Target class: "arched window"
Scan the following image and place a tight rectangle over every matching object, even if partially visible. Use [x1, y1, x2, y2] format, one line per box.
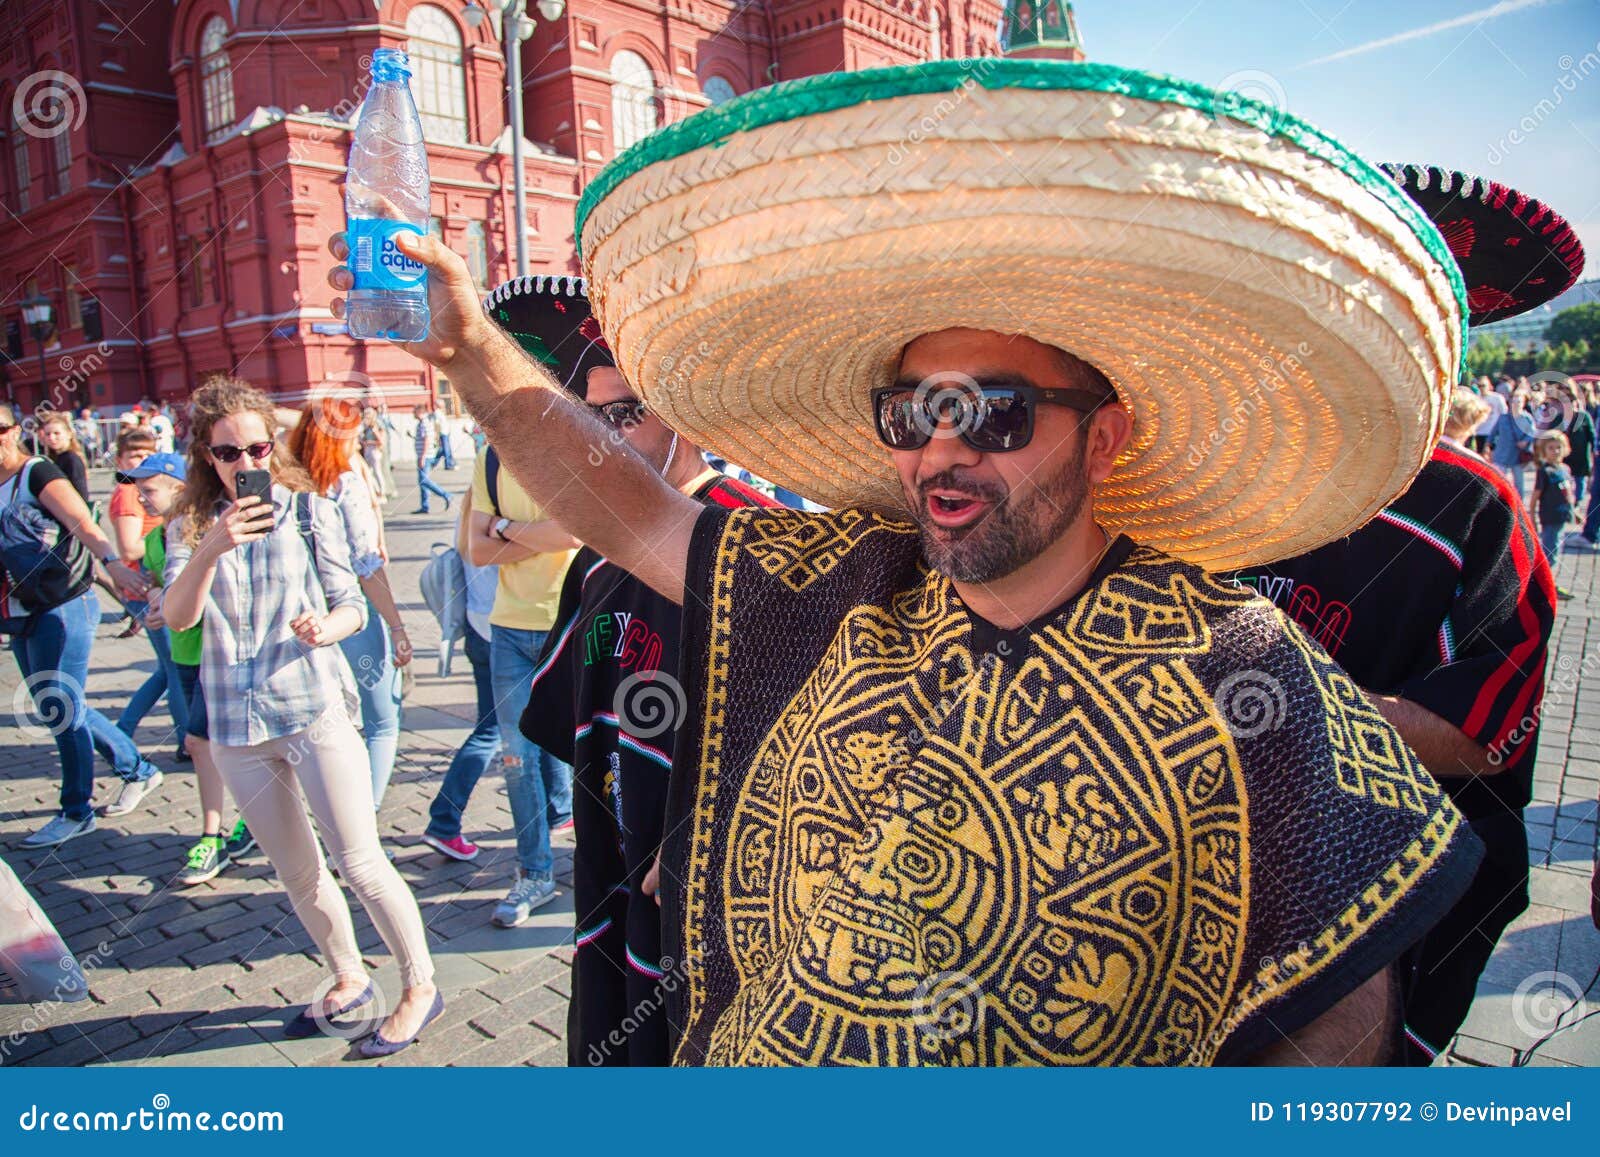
[702, 76, 736, 106]
[407, 5, 468, 144]
[610, 51, 659, 152]
[9, 109, 31, 212]
[199, 17, 235, 143]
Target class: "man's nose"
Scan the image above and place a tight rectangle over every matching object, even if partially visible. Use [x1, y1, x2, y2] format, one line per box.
[916, 418, 983, 477]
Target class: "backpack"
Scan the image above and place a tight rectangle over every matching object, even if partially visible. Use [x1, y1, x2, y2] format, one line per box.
[0, 461, 92, 634]
[484, 445, 502, 516]
[419, 542, 467, 677]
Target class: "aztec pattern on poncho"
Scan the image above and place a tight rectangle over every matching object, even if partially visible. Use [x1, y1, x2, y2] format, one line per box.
[660, 507, 1483, 1066]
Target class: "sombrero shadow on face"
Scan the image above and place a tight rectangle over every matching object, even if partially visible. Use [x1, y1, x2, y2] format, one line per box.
[483, 276, 615, 401]
[576, 60, 1468, 572]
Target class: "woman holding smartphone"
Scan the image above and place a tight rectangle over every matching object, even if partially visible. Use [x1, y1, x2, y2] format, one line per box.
[162, 377, 440, 1056]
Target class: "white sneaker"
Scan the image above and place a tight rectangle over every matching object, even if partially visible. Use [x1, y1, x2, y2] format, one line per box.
[103, 770, 165, 817]
[492, 871, 556, 928]
[21, 813, 97, 848]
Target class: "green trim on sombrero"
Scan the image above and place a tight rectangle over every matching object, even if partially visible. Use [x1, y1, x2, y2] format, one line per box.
[575, 58, 1468, 371]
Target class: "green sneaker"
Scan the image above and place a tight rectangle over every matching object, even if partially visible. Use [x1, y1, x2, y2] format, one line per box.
[225, 819, 257, 858]
[176, 838, 230, 886]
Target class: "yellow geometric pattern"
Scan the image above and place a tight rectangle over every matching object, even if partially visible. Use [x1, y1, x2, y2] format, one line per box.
[678, 516, 1463, 1066]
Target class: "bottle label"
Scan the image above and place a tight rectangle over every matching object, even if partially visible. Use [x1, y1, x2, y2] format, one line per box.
[347, 219, 427, 291]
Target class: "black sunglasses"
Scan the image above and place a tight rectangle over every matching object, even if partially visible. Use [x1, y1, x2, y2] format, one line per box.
[588, 400, 647, 429]
[114, 471, 137, 486]
[208, 442, 275, 463]
[871, 383, 1111, 453]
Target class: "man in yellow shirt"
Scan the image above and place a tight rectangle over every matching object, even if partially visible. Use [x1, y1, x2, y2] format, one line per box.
[463, 446, 577, 925]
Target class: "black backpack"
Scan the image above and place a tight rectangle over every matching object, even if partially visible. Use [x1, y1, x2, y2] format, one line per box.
[0, 460, 92, 633]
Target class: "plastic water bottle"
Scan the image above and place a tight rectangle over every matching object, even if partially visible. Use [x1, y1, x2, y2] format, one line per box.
[345, 48, 430, 342]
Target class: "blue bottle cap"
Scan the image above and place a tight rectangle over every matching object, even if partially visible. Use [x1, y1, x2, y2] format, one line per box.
[370, 47, 412, 82]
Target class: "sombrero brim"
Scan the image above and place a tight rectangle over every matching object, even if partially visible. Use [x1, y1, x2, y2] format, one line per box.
[578, 61, 1465, 571]
[1381, 163, 1585, 325]
[482, 275, 613, 400]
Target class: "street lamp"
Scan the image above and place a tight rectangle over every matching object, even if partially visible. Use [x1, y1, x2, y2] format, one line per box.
[464, 0, 567, 279]
[20, 294, 53, 409]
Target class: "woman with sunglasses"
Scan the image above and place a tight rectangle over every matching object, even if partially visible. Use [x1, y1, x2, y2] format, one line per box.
[287, 393, 412, 813]
[162, 376, 440, 1057]
[1, 411, 157, 848]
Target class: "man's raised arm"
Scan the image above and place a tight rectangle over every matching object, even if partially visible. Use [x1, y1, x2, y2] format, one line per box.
[327, 231, 699, 604]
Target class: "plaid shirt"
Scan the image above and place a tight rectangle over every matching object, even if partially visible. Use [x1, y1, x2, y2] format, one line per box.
[166, 485, 367, 748]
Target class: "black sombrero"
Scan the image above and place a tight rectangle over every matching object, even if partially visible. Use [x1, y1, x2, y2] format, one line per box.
[1382, 163, 1585, 325]
[483, 276, 614, 399]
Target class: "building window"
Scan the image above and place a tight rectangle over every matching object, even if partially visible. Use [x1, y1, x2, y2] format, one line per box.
[200, 17, 236, 143]
[428, 215, 443, 241]
[703, 76, 737, 106]
[465, 220, 487, 288]
[184, 236, 214, 308]
[407, 6, 468, 144]
[10, 112, 31, 212]
[610, 51, 659, 153]
[51, 124, 70, 193]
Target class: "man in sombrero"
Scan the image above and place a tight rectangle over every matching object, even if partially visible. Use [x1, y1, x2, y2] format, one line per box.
[331, 61, 1483, 1065]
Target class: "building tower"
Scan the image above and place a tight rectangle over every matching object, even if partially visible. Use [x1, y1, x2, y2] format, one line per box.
[1000, 0, 1085, 61]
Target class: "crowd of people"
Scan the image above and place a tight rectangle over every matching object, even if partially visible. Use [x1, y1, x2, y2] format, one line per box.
[2, 65, 1597, 1069]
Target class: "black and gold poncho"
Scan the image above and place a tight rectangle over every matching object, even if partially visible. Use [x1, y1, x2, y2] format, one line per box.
[661, 508, 1482, 1065]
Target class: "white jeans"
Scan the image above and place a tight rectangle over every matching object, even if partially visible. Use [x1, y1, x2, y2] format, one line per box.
[211, 710, 433, 987]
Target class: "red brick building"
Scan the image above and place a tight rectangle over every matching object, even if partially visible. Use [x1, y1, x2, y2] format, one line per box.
[1, 0, 1007, 412]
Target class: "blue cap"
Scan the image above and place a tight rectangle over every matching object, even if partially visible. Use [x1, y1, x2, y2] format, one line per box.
[122, 453, 186, 482]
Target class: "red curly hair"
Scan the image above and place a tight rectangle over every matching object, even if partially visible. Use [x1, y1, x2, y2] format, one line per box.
[287, 394, 364, 495]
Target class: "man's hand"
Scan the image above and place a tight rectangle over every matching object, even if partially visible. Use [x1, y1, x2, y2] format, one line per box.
[143, 589, 166, 631]
[327, 231, 492, 368]
[105, 559, 150, 600]
[642, 854, 662, 907]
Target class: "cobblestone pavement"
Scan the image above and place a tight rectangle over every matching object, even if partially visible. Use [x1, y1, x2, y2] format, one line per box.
[0, 464, 1595, 1066]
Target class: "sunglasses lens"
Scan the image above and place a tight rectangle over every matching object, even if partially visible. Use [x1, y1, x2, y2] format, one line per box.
[114, 472, 134, 486]
[247, 442, 275, 460]
[209, 445, 241, 462]
[968, 390, 1032, 451]
[874, 392, 927, 449]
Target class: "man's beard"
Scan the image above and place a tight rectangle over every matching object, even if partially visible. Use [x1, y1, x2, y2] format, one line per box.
[907, 454, 1092, 584]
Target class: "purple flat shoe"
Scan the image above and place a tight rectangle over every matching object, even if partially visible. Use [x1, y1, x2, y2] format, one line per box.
[358, 990, 444, 1059]
[284, 981, 375, 1039]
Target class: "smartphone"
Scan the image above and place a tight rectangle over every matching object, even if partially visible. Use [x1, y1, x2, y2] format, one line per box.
[234, 469, 277, 519]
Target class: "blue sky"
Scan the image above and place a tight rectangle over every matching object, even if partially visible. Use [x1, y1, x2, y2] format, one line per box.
[1078, 0, 1600, 266]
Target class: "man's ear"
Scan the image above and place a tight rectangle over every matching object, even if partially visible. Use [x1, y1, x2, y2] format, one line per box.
[1086, 404, 1133, 484]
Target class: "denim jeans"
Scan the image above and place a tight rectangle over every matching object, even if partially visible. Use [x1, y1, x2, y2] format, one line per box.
[415, 460, 450, 511]
[9, 590, 157, 820]
[116, 621, 188, 743]
[425, 628, 500, 841]
[338, 599, 402, 807]
[1540, 521, 1564, 572]
[491, 624, 572, 877]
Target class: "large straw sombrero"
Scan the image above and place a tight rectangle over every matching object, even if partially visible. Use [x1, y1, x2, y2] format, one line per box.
[1380, 163, 1584, 325]
[576, 61, 1465, 570]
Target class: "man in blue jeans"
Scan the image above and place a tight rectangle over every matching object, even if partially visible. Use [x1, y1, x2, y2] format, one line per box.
[411, 404, 452, 514]
[421, 496, 501, 862]
[455, 445, 575, 926]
